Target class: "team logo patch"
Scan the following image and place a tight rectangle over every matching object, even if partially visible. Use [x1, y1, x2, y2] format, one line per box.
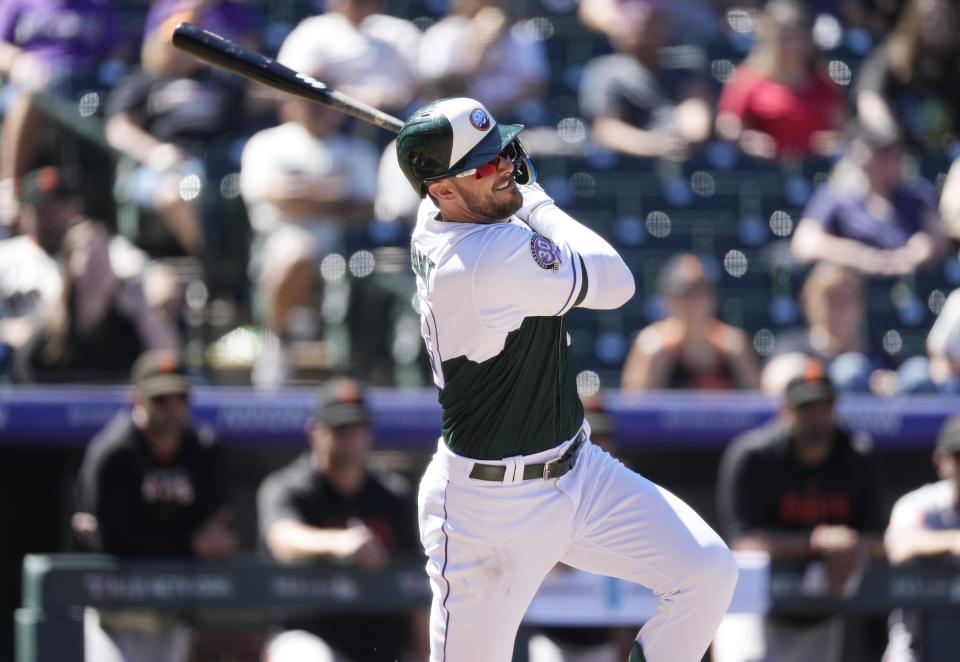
[469, 108, 490, 130]
[530, 233, 562, 271]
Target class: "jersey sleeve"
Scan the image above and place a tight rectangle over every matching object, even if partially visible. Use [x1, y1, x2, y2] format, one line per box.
[579, 57, 621, 120]
[800, 185, 840, 232]
[238, 129, 273, 203]
[470, 223, 585, 332]
[717, 66, 755, 119]
[887, 490, 928, 531]
[276, 16, 322, 74]
[256, 470, 304, 540]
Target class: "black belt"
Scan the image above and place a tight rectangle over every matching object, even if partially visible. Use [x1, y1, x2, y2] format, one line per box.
[468, 430, 586, 482]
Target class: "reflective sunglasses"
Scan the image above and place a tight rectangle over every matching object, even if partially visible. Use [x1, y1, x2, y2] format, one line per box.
[455, 150, 508, 180]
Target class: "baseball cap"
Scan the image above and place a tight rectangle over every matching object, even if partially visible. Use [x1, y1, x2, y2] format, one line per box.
[935, 415, 960, 455]
[314, 377, 370, 428]
[784, 359, 836, 407]
[19, 166, 78, 206]
[396, 97, 531, 196]
[131, 350, 192, 397]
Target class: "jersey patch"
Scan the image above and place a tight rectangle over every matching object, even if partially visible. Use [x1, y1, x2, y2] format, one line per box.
[530, 233, 562, 271]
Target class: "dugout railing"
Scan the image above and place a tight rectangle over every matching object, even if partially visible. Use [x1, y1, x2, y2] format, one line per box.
[15, 552, 960, 662]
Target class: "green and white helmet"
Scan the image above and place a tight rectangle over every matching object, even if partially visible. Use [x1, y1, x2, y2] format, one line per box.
[396, 98, 535, 197]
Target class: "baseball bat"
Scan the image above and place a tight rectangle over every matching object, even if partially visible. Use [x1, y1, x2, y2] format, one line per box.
[171, 22, 405, 134]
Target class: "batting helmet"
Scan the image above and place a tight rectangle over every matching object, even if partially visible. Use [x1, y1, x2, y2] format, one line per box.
[396, 98, 535, 197]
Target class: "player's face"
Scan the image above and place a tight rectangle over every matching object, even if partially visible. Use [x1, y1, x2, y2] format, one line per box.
[138, 391, 191, 438]
[668, 282, 715, 324]
[311, 422, 373, 468]
[785, 399, 835, 466]
[449, 152, 523, 223]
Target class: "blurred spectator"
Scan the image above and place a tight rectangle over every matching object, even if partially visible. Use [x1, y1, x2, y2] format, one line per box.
[713, 363, 885, 662]
[621, 253, 760, 390]
[577, 0, 722, 49]
[580, 2, 712, 160]
[897, 287, 960, 394]
[0, 0, 125, 203]
[74, 349, 236, 662]
[142, 0, 259, 72]
[925, 289, 960, 391]
[257, 377, 428, 662]
[791, 122, 947, 276]
[0, 167, 76, 370]
[528, 399, 633, 662]
[855, 0, 960, 152]
[763, 264, 881, 394]
[14, 218, 181, 383]
[373, 138, 421, 228]
[716, 0, 847, 160]
[276, 0, 420, 115]
[939, 156, 960, 247]
[417, 0, 548, 120]
[883, 415, 960, 662]
[240, 99, 378, 388]
[104, 3, 254, 255]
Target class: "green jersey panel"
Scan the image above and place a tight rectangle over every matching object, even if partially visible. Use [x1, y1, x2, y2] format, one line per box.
[439, 315, 584, 460]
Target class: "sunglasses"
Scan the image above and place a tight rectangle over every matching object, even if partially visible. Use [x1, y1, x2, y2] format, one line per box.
[455, 149, 509, 180]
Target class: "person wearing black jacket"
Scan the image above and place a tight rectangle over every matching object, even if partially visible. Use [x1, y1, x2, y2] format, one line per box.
[75, 350, 236, 662]
[713, 360, 885, 662]
[257, 377, 428, 662]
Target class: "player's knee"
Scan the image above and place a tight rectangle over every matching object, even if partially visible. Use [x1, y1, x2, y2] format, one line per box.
[694, 542, 738, 602]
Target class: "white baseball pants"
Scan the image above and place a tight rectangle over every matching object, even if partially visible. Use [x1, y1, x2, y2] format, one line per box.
[417, 428, 738, 662]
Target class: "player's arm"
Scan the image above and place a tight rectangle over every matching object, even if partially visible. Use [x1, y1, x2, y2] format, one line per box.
[721, 325, 762, 390]
[264, 519, 384, 567]
[885, 528, 960, 564]
[730, 530, 816, 560]
[620, 325, 674, 390]
[884, 495, 960, 564]
[257, 478, 386, 567]
[515, 183, 635, 310]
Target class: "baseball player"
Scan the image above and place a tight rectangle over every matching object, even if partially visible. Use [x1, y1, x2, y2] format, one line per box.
[397, 97, 738, 662]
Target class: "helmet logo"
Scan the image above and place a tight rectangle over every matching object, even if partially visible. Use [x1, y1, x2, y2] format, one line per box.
[469, 108, 490, 130]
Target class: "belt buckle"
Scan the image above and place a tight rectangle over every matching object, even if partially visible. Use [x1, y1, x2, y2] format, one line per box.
[542, 455, 560, 480]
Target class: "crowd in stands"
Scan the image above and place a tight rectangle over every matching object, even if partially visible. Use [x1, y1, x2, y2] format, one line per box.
[3, 0, 960, 660]
[0, 0, 958, 394]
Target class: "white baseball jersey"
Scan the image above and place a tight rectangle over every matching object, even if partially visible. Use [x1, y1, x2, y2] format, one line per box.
[411, 158, 736, 662]
[411, 197, 587, 460]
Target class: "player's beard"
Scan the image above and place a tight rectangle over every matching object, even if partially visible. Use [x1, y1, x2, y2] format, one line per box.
[453, 177, 523, 223]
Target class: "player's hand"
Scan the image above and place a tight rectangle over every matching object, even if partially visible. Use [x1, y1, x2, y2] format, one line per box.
[514, 182, 554, 223]
[191, 508, 238, 559]
[739, 129, 777, 161]
[811, 524, 866, 594]
[71, 512, 99, 549]
[9, 51, 51, 91]
[147, 143, 187, 172]
[337, 521, 388, 570]
[469, 6, 507, 53]
[810, 523, 859, 553]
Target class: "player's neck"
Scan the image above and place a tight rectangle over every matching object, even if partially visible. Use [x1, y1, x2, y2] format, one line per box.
[438, 208, 506, 225]
[313, 454, 367, 495]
